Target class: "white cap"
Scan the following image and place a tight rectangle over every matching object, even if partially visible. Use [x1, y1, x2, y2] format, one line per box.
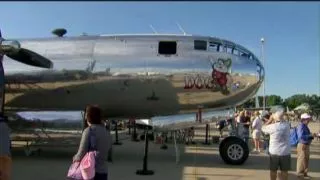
[300, 113, 311, 119]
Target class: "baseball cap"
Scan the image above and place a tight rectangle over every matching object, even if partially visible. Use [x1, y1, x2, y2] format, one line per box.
[300, 113, 311, 119]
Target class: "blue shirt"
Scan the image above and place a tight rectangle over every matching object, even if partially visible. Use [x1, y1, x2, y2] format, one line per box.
[297, 122, 313, 145]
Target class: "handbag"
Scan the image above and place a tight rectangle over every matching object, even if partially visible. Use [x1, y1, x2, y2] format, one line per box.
[67, 127, 97, 180]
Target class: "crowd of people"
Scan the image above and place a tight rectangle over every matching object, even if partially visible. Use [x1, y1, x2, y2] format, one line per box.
[233, 106, 318, 180]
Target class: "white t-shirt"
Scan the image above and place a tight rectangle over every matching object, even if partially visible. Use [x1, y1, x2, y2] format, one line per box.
[262, 120, 291, 156]
[252, 117, 263, 131]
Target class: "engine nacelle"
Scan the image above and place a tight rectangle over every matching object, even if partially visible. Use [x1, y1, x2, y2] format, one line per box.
[0, 40, 21, 55]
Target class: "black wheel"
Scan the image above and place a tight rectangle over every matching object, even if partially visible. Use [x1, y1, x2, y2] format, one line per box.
[219, 136, 249, 165]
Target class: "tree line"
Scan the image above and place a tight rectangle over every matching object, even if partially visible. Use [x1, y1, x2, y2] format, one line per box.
[239, 94, 320, 113]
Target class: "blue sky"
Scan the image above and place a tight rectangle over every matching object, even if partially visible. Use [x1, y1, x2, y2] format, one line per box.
[0, 2, 319, 98]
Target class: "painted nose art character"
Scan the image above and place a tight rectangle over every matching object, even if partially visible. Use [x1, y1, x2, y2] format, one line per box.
[209, 57, 232, 95]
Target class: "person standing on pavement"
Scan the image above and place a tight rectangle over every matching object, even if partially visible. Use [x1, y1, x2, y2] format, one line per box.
[296, 113, 317, 179]
[262, 107, 291, 180]
[251, 111, 263, 153]
[261, 112, 271, 154]
[241, 110, 251, 144]
[73, 105, 112, 180]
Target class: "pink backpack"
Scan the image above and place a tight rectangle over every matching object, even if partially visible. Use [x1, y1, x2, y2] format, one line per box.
[67, 128, 97, 180]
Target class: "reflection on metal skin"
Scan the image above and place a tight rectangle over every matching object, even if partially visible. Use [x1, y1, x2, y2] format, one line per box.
[136, 108, 234, 131]
[9, 111, 84, 133]
[3, 34, 264, 120]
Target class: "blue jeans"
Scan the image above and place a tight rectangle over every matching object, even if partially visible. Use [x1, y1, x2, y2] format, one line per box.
[94, 173, 108, 180]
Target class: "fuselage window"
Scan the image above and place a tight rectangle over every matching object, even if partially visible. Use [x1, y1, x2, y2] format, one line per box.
[226, 47, 233, 54]
[209, 42, 220, 51]
[233, 49, 239, 56]
[158, 41, 177, 55]
[194, 40, 207, 51]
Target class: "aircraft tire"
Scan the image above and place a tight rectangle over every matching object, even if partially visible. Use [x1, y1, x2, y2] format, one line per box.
[219, 136, 249, 165]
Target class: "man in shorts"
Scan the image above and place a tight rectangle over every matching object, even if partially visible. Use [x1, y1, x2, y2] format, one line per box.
[252, 111, 263, 153]
[262, 106, 291, 180]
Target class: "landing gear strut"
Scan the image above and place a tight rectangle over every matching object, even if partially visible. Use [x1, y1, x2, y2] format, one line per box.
[128, 120, 131, 135]
[136, 128, 154, 176]
[160, 132, 168, 150]
[131, 119, 139, 142]
[202, 124, 211, 145]
[113, 121, 122, 145]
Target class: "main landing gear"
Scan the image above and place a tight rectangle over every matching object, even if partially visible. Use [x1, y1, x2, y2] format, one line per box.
[113, 121, 122, 145]
[219, 136, 249, 165]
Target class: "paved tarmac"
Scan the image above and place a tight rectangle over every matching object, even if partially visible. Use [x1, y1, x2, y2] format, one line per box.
[11, 122, 320, 180]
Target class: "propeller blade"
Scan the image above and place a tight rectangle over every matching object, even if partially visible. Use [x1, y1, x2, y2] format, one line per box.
[1, 37, 53, 69]
[5, 48, 53, 69]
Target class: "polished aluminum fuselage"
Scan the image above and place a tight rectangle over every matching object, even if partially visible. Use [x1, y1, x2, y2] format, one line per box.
[3, 34, 264, 119]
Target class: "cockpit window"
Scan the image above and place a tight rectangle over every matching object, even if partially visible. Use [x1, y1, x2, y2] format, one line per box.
[208, 41, 220, 51]
[158, 41, 177, 55]
[226, 46, 233, 54]
[233, 48, 239, 56]
[239, 51, 249, 58]
[219, 45, 226, 52]
[194, 40, 207, 51]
